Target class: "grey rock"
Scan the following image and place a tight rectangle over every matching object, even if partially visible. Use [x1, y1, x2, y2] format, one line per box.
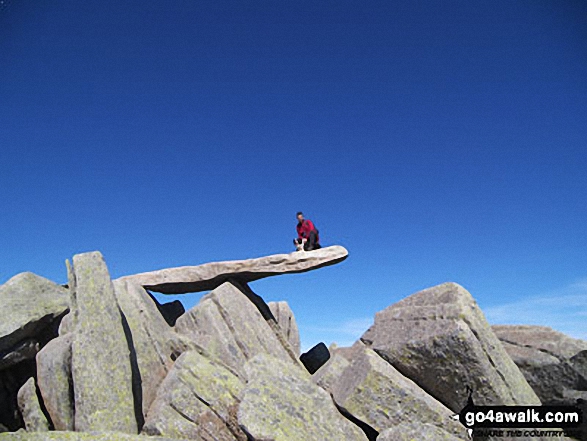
[312, 352, 351, 392]
[377, 423, 464, 441]
[118, 246, 348, 294]
[113, 280, 176, 422]
[143, 350, 246, 440]
[0, 433, 184, 440]
[363, 282, 540, 412]
[35, 334, 74, 431]
[175, 282, 294, 376]
[330, 346, 466, 438]
[300, 342, 330, 374]
[17, 378, 49, 432]
[492, 325, 587, 405]
[237, 354, 368, 441]
[69, 251, 137, 433]
[0, 273, 68, 354]
[268, 301, 301, 356]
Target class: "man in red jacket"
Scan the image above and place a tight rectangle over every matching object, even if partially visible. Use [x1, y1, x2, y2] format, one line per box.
[294, 212, 321, 251]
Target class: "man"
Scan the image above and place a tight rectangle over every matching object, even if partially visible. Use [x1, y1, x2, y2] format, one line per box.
[294, 212, 321, 251]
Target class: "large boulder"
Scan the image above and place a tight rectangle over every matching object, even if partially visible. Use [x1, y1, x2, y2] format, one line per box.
[363, 282, 540, 412]
[69, 252, 137, 433]
[0, 272, 68, 356]
[492, 325, 587, 405]
[143, 350, 246, 440]
[35, 334, 74, 431]
[237, 354, 368, 441]
[378, 423, 465, 441]
[16, 378, 49, 432]
[113, 280, 177, 423]
[328, 346, 466, 438]
[268, 301, 301, 356]
[118, 246, 348, 294]
[175, 282, 294, 376]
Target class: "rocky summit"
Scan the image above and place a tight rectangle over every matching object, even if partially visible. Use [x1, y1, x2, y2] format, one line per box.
[0, 248, 582, 440]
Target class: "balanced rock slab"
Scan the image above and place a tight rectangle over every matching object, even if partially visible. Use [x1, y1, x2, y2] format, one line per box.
[16, 378, 49, 432]
[175, 282, 293, 376]
[0, 272, 68, 354]
[268, 301, 300, 356]
[329, 346, 466, 438]
[143, 350, 246, 440]
[118, 246, 348, 294]
[69, 252, 137, 433]
[237, 354, 368, 441]
[363, 282, 540, 412]
[492, 325, 587, 405]
[36, 334, 74, 431]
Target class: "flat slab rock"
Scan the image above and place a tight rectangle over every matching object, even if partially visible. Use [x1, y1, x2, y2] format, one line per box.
[118, 246, 348, 294]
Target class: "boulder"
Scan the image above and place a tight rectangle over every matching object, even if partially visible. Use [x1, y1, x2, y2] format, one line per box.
[268, 301, 301, 356]
[35, 334, 74, 431]
[143, 350, 246, 440]
[0, 272, 68, 354]
[492, 325, 587, 405]
[175, 282, 294, 376]
[0, 361, 37, 431]
[312, 352, 351, 392]
[16, 378, 49, 432]
[118, 246, 348, 294]
[363, 282, 540, 412]
[237, 354, 368, 441]
[113, 280, 177, 423]
[377, 423, 465, 441]
[300, 342, 330, 374]
[69, 251, 137, 433]
[329, 346, 466, 438]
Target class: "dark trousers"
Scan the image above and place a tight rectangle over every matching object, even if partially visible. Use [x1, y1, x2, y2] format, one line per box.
[294, 230, 321, 251]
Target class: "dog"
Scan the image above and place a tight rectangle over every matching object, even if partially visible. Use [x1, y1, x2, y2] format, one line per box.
[294, 238, 306, 252]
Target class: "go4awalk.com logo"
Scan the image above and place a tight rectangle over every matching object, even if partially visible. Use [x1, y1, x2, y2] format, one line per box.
[451, 392, 585, 439]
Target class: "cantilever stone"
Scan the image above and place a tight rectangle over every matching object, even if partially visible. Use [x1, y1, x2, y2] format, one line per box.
[117, 245, 348, 294]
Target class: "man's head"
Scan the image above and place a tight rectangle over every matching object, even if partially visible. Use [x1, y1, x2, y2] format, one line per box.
[296, 211, 304, 223]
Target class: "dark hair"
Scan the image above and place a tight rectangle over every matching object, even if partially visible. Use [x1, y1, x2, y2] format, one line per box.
[296, 211, 303, 217]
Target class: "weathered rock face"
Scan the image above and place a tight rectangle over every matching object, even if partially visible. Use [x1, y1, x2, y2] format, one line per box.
[363, 282, 540, 412]
[0, 272, 68, 355]
[312, 352, 351, 392]
[16, 378, 49, 433]
[328, 346, 466, 438]
[268, 301, 300, 356]
[237, 354, 368, 441]
[143, 350, 246, 441]
[118, 246, 348, 294]
[175, 282, 294, 376]
[113, 280, 176, 423]
[300, 342, 330, 374]
[69, 252, 137, 433]
[377, 423, 465, 441]
[492, 325, 587, 405]
[35, 334, 74, 431]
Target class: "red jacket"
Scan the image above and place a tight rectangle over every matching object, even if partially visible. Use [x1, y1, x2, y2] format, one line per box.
[297, 219, 319, 242]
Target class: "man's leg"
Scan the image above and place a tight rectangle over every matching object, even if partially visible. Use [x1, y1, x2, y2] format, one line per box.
[304, 231, 317, 251]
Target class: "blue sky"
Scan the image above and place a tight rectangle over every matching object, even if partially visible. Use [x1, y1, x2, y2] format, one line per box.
[1, 1, 586, 350]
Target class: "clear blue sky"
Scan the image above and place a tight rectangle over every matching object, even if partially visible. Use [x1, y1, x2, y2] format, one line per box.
[1, 1, 586, 350]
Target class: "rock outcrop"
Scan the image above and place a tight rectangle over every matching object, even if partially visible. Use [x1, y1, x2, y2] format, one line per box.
[237, 354, 368, 441]
[143, 350, 246, 440]
[324, 345, 466, 438]
[118, 246, 348, 294]
[268, 301, 301, 356]
[36, 334, 74, 431]
[16, 378, 49, 432]
[69, 252, 137, 433]
[175, 282, 294, 376]
[492, 325, 587, 405]
[362, 282, 540, 412]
